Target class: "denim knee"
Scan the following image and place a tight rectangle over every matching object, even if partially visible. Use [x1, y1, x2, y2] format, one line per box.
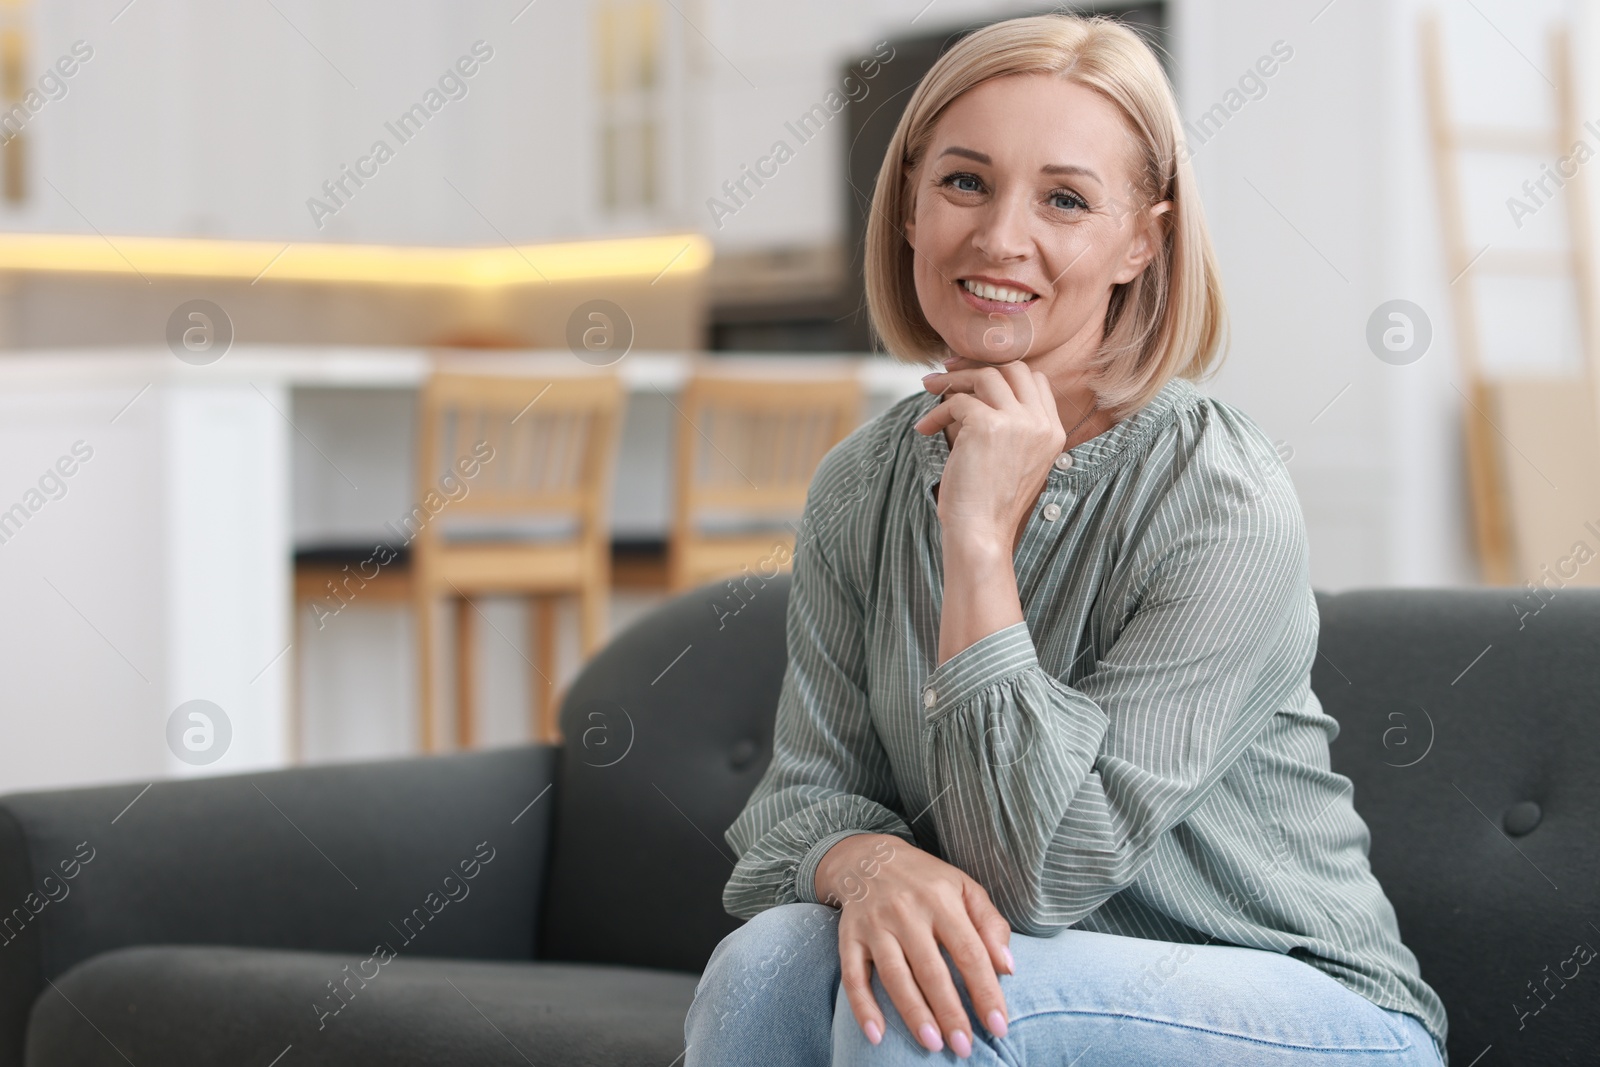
[685, 903, 841, 1061]
[693, 903, 839, 1015]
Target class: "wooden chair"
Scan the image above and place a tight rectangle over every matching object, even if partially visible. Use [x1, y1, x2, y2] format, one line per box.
[667, 361, 862, 592]
[412, 367, 624, 752]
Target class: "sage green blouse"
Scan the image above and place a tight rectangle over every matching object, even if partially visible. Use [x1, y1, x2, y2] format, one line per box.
[720, 374, 1448, 1062]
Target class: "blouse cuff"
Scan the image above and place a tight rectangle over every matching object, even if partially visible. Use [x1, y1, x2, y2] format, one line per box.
[795, 829, 879, 906]
[920, 620, 1039, 718]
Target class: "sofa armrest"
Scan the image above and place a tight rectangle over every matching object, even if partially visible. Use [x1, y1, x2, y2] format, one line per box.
[0, 743, 558, 1067]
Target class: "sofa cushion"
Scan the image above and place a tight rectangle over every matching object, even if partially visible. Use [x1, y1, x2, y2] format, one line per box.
[24, 945, 697, 1067]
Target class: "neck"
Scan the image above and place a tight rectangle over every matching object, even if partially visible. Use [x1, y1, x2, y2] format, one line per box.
[1029, 316, 1113, 447]
[1060, 394, 1113, 449]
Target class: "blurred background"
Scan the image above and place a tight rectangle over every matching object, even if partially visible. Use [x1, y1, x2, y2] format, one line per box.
[0, 0, 1595, 794]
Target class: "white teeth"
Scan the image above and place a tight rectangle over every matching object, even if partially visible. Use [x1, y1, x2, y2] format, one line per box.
[961, 279, 1037, 303]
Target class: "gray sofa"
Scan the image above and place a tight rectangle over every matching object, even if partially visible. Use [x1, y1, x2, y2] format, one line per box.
[2, 575, 1596, 1065]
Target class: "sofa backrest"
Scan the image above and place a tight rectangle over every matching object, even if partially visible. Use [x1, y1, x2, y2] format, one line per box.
[536, 571, 790, 973]
[1312, 586, 1599, 1065]
[538, 574, 1600, 1064]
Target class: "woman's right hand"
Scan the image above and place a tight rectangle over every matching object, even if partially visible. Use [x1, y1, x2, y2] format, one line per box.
[815, 832, 1014, 1057]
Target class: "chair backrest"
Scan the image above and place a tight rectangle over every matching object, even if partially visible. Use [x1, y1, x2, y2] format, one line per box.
[672, 361, 861, 529]
[414, 363, 625, 546]
[537, 574, 1600, 1065]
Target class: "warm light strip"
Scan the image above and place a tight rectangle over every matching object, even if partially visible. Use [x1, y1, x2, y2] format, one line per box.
[0, 232, 712, 287]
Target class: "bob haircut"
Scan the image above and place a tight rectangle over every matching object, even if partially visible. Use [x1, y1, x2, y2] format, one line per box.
[864, 13, 1227, 421]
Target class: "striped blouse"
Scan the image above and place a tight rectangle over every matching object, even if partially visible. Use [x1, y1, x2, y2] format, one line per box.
[720, 374, 1449, 1062]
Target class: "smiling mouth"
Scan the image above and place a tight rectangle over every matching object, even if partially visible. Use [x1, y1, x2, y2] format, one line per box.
[959, 278, 1039, 305]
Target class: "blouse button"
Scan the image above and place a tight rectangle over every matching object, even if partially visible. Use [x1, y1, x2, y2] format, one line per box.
[1043, 503, 1062, 522]
[1054, 452, 1075, 471]
[922, 688, 936, 708]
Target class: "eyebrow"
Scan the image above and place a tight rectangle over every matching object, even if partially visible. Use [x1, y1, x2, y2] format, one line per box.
[936, 146, 1102, 185]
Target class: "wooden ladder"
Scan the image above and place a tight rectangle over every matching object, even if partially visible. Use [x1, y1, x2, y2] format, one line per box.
[1420, 14, 1600, 585]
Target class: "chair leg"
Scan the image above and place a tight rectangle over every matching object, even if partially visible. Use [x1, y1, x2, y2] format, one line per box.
[579, 571, 608, 658]
[664, 539, 679, 592]
[415, 587, 437, 754]
[289, 597, 303, 764]
[455, 595, 476, 750]
[529, 596, 559, 743]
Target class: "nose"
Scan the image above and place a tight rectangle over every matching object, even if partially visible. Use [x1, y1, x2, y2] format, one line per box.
[971, 187, 1032, 262]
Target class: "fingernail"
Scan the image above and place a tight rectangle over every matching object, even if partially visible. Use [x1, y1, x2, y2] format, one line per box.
[918, 1022, 944, 1052]
[950, 1029, 973, 1057]
[864, 1019, 882, 1045]
[987, 1009, 1009, 1039]
[1002, 946, 1015, 973]
[921, 372, 940, 380]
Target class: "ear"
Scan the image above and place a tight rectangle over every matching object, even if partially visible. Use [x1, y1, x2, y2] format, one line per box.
[1112, 199, 1172, 284]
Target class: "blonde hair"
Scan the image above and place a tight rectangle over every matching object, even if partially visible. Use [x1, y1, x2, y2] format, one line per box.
[864, 13, 1227, 421]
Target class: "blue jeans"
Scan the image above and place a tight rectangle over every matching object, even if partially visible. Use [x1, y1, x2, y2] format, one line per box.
[684, 903, 1443, 1066]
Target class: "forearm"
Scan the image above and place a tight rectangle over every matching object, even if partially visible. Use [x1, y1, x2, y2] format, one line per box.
[938, 530, 1024, 667]
[921, 652, 1110, 932]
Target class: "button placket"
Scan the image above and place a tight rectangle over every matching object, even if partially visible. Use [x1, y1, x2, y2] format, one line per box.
[1039, 450, 1083, 526]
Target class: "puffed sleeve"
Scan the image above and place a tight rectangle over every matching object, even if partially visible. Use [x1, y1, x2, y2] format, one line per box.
[721, 478, 917, 919]
[917, 460, 1311, 936]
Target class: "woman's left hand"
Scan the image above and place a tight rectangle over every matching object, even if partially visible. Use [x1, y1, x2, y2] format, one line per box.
[914, 362, 1066, 544]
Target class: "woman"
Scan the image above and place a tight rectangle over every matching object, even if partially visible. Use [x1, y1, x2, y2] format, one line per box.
[684, 13, 1447, 1066]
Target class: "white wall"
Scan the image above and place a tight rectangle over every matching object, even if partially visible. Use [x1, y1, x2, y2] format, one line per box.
[0, 387, 162, 791]
[164, 385, 291, 777]
[1172, 0, 1595, 588]
[0, 364, 291, 794]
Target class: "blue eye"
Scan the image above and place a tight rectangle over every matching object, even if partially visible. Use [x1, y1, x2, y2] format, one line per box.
[939, 171, 982, 193]
[939, 171, 1089, 212]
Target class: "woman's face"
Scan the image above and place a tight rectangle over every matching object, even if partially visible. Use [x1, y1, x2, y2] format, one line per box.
[903, 73, 1170, 371]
